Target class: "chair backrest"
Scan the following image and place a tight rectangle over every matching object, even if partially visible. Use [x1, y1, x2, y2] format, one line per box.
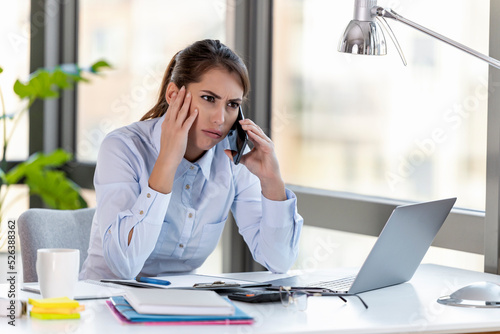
[18, 208, 95, 282]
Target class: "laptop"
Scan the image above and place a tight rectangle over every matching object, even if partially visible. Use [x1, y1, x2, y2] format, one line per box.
[266, 197, 457, 294]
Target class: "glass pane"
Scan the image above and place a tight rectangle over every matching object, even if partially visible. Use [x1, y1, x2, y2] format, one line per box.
[0, 1, 30, 231]
[0, 1, 30, 161]
[77, 0, 227, 163]
[77, 0, 227, 274]
[293, 226, 484, 272]
[273, 0, 489, 211]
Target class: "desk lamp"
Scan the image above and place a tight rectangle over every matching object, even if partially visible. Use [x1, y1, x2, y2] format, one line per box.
[338, 0, 500, 308]
[338, 0, 500, 69]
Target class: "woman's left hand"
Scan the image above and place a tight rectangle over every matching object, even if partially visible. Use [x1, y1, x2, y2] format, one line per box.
[225, 119, 287, 201]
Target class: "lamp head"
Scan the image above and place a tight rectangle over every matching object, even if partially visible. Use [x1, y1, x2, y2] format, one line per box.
[338, 0, 387, 55]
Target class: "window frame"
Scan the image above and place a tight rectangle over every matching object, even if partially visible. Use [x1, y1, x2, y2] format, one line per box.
[29, 0, 95, 199]
[484, 0, 500, 274]
[29, 0, 500, 273]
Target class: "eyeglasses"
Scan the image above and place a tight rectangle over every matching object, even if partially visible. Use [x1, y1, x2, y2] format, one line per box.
[279, 286, 369, 311]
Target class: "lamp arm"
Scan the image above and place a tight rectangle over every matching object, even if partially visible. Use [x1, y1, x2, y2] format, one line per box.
[374, 7, 500, 70]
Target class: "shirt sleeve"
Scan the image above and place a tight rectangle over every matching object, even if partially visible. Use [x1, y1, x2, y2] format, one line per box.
[230, 167, 304, 273]
[94, 134, 170, 279]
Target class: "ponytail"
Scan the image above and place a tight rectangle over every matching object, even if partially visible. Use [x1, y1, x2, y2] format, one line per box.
[140, 52, 179, 121]
[140, 39, 250, 121]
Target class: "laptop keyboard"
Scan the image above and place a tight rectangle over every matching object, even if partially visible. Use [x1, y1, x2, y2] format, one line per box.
[307, 275, 357, 292]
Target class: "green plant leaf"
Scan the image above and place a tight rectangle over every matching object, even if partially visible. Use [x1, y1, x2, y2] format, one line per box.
[5, 149, 87, 210]
[6, 149, 72, 185]
[31, 148, 72, 168]
[13, 63, 107, 102]
[5, 149, 71, 185]
[4, 163, 26, 185]
[25, 169, 87, 210]
[14, 70, 59, 100]
[90, 60, 112, 73]
[3, 61, 108, 210]
[51, 68, 73, 89]
[13, 79, 36, 100]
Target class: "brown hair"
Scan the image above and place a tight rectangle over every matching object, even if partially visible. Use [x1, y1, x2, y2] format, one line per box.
[141, 39, 250, 121]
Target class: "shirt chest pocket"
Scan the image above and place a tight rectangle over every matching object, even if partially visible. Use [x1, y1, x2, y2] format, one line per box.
[187, 217, 227, 268]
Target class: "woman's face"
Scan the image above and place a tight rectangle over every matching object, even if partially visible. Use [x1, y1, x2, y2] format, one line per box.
[184, 67, 244, 161]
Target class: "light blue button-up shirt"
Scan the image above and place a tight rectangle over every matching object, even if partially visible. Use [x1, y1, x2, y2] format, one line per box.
[80, 115, 303, 280]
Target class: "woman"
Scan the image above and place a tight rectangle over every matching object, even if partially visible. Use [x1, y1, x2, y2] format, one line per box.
[80, 39, 303, 280]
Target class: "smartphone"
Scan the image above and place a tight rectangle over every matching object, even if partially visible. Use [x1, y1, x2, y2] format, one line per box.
[227, 290, 284, 303]
[227, 106, 248, 165]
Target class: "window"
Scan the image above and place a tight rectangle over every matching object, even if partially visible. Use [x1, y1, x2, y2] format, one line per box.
[273, 0, 488, 211]
[77, 0, 229, 273]
[77, 0, 228, 163]
[0, 1, 30, 221]
[0, 1, 30, 161]
[273, 0, 488, 271]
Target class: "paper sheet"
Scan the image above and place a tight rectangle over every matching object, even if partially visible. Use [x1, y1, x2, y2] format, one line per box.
[102, 273, 268, 289]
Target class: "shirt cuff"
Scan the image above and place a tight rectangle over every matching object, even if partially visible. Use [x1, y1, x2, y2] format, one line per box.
[261, 188, 298, 228]
[130, 186, 171, 225]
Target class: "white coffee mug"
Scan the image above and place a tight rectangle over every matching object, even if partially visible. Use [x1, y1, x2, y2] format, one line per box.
[36, 248, 80, 299]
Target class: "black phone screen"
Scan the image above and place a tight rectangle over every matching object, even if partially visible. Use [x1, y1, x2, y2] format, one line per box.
[227, 106, 248, 165]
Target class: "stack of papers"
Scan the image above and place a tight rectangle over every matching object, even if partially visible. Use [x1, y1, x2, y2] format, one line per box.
[107, 289, 253, 325]
[124, 288, 235, 316]
[29, 297, 85, 320]
[107, 297, 253, 325]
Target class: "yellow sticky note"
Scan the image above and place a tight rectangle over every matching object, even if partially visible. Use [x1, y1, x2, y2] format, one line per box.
[31, 305, 85, 314]
[28, 297, 80, 309]
[30, 311, 81, 320]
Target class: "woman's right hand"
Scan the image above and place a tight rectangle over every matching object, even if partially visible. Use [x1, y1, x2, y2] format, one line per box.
[149, 86, 198, 194]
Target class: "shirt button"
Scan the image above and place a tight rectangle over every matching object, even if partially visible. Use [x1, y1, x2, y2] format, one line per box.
[179, 244, 184, 248]
[189, 166, 194, 170]
[185, 184, 190, 190]
[188, 213, 193, 218]
[139, 210, 144, 215]
[147, 193, 151, 198]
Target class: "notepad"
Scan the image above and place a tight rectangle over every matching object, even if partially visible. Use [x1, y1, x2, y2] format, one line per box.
[28, 297, 80, 308]
[124, 288, 235, 316]
[107, 296, 253, 325]
[30, 312, 81, 320]
[28, 297, 84, 320]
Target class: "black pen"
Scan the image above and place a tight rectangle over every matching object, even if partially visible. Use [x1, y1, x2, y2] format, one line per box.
[100, 279, 152, 288]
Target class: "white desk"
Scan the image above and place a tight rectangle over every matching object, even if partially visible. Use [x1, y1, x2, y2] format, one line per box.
[2, 264, 500, 334]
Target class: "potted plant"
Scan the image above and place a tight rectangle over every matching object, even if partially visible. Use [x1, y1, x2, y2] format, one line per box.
[0, 60, 111, 248]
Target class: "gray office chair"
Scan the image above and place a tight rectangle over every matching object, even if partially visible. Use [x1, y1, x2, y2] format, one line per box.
[18, 207, 95, 282]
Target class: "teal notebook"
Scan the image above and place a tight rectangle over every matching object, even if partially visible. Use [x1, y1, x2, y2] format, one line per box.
[109, 296, 253, 324]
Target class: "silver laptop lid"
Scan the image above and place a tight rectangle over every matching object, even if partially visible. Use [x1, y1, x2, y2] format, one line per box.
[349, 197, 456, 294]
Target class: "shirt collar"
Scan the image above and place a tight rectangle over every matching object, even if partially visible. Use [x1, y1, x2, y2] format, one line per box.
[192, 146, 214, 180]
[152, 114, 214, 180]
